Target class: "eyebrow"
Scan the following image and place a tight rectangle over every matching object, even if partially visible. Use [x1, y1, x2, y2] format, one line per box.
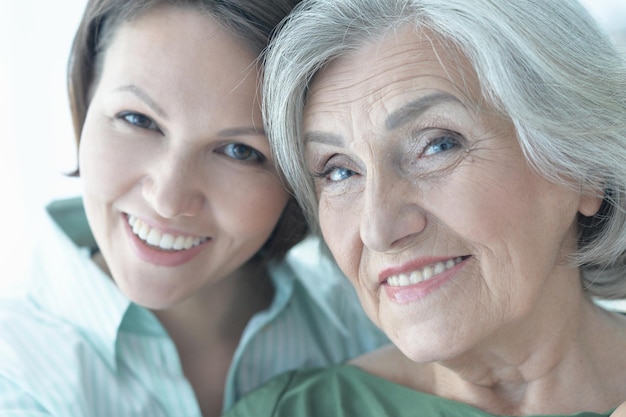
[115, 85, 168, 119]
[385, 92, 463, 130]
[304, 130, 344, 146]
[305, 92, 463, 146]
[114, 86, 264, 137]
[217, 127, 265, 137]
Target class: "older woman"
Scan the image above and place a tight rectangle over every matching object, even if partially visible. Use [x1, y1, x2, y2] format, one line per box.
[224, 0, 626, 416]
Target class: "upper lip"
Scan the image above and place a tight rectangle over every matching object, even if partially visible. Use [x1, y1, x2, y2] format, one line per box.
[378, 255, 468, 284]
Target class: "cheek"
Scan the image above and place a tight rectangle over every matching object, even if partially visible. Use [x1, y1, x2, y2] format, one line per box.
[228, 176, 289, 236]
[318, 197, 362, 275]
[435, 167, 580, 294]
[318, 196, 345, 250]
[258, 185, 289, 225]
[78, 119, 141, 199]
[448, 177, 577, 247]
[427, 157, 542, 242]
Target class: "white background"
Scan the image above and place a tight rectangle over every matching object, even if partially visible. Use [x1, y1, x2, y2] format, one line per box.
[0, 0, 624, 288]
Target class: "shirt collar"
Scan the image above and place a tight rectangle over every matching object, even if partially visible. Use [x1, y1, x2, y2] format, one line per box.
[28, 200, 140, 370]
[282, 237, 353, 336]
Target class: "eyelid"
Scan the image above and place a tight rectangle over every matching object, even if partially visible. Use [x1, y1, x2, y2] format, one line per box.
[422, 131, 462, 155]
[316, 165, 357, 183]
[308, 151, 338, 177]
[406, 127, 464, 153]
[310, 152, 361, 183]
[116, 110, 161, 133]
[219, 142, 267, 164]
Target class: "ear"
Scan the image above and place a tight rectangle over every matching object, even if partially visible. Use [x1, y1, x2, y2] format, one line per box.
[578, 189, 603, 217]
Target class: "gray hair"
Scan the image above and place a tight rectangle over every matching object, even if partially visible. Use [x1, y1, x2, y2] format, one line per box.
[263, 0, 626, 298]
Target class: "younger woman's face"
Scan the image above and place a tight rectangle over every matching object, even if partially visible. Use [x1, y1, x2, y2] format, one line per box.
[79, 5, 289, 309]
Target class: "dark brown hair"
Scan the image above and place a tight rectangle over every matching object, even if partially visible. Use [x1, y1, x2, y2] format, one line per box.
[67, 0, 307, 261]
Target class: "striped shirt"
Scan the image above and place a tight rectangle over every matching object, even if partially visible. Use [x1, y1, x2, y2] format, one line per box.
[0, 198, 388, 416]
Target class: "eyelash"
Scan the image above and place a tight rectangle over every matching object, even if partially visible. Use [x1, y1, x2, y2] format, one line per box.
[312, 163, 357, 182]
[218, 143, 266, 164]
[422, 132, 462, 156]
[115, 112, 266, 164]
[311, 130, 464, 183]
[117, 111, 161, 133]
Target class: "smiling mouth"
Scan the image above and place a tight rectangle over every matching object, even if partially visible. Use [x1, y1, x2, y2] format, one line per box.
[127, 215, 208, 251]
[385, 256, 468, 287]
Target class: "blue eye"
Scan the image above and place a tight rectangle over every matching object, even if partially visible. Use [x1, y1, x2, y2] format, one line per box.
[315, 166, 357, 182]
[423, 134, 460, 156]
[222, 143, 265, 163]
[119, 112, 158, 131]
[329, 167, 355, 181]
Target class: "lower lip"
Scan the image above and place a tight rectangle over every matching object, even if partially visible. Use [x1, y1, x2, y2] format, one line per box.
[124, 216, 209, 267]
[382, 259, 467, 304]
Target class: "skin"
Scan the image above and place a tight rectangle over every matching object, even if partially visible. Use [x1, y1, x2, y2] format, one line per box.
[78, 5, 289, 415]
[303, 26, 626, 415]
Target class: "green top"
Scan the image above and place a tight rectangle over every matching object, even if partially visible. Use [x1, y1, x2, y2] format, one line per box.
[224, 364, 614, 417]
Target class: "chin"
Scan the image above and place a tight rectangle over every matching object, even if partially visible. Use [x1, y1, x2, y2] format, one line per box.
[130, 295, 179, 311]
[116, 277, 187, 310]
[391, 329, 464, 363]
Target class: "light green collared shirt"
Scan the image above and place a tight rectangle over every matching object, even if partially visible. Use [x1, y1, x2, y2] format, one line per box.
[0, 198, 388, 416]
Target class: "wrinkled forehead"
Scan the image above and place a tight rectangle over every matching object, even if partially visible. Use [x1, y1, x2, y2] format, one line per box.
[303, 25, 484, 130]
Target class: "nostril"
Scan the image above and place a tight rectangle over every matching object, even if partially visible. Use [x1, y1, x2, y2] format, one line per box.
[361, 200, 427, 253]
[143, 186, 203, 219]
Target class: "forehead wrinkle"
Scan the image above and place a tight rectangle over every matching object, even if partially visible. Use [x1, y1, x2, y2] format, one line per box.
[309, 32, 442, 106]
[385, 92, 464, 131]
[305, 26, 485, 153]
[310, 47, 470, 124]
[304, 130, 344, 146]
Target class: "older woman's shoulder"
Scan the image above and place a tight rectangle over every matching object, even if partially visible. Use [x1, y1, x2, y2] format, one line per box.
[224, 363, 485, 417]
[223, 364, 415, 417]
[225, 356, 621, 417]
[610, 402, 626, 417]
[609, 401, 626, 417]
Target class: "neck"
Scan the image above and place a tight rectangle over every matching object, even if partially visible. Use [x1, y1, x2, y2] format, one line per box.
[430, 294, 626, 415]
[153, 257, 274, 417]
[366, 268, 626, 416]
[154, 258, 273, 345]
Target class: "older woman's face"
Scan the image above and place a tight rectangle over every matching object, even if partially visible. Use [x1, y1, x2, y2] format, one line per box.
[303, 27, 601, 361]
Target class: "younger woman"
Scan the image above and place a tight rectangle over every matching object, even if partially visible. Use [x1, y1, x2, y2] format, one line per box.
[0, 1, 386, 416]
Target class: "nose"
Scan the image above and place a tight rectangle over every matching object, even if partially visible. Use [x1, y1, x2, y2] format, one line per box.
[142, 153, 205, 219]
[359, 171, 426, 253]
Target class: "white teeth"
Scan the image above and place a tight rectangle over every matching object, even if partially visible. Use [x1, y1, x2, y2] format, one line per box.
[173, 236, 186, 250]
[159, 234, 175, 250]
[410, 270, 423, 282]
[398, 274, 410, 286]
[127, 215, 207, 251]
[146, 229, 161, 246]
[138, 223, 150, 240]
[386, 257, 464, 287]
[422, 265, 434, 280]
